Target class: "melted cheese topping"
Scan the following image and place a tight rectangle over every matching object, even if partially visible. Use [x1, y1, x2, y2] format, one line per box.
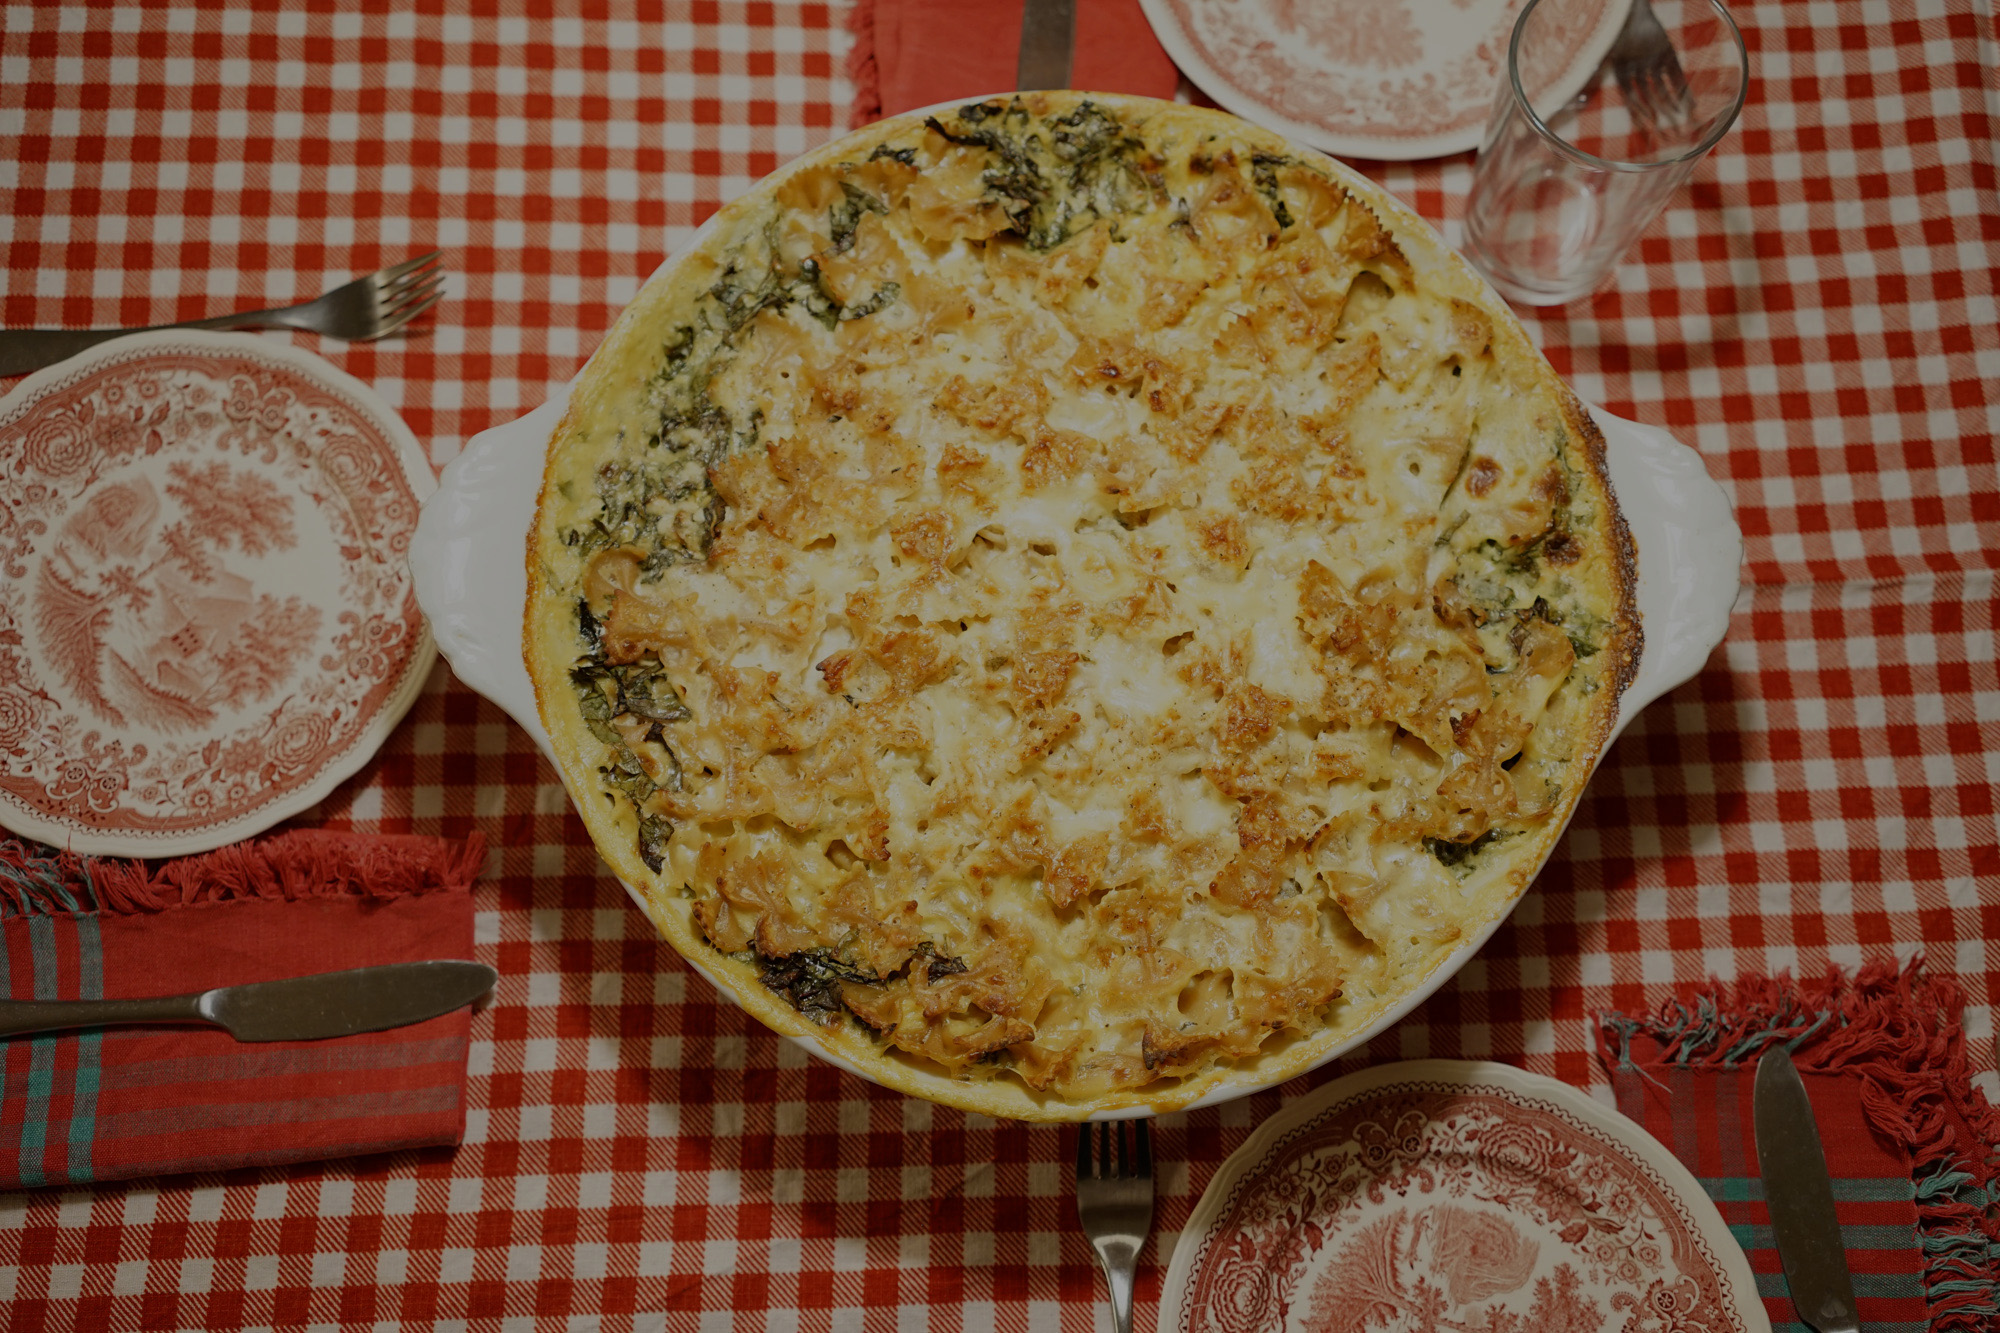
[528, 96, 1637, 1114]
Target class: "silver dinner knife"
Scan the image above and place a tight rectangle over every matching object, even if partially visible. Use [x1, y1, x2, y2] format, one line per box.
[1016, 0, 1076, 90]
[1754, 1046, 1862, 1333]
[0, 960, 497, 1042]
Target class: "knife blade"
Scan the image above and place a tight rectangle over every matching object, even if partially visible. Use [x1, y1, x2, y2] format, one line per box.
[0, 960, 497, 1042]
[1016, 0, 1076, 90]
[1754, 1046, 1862, 1333]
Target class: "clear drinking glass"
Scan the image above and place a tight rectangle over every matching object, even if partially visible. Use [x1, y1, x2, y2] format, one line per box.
[1461, 0, 1748, 306]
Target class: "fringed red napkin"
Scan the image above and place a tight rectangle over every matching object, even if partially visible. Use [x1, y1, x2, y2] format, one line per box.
[0, 829, 485, 1188]
[846, 0, 1180, 127]
[1596, 960, 2000, 1333]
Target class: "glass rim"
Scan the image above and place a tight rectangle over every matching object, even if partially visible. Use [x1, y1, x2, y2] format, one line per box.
[1508, 0, 1750, 173]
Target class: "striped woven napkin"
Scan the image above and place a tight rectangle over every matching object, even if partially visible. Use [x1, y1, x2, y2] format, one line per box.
[0, 829, 484, 1188]
[1596, 961, 2000, 1333]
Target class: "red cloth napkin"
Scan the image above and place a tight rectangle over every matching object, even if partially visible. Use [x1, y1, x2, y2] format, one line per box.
[0, 830, 484, 1187]
[846, 0, 1180, 127]
[1596, 961, 2000, 1333]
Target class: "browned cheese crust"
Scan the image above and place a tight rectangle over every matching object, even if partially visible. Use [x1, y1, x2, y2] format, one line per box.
[526, 94, 1639, 1120]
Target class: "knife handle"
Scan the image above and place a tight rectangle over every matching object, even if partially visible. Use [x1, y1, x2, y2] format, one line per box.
[1015, 0, 1076, 90]
[0, 315, 271, 377]
[0, 993, 209, 1038]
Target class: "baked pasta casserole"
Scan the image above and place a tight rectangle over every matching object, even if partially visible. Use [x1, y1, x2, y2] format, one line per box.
[527, 93, 1639, 1118]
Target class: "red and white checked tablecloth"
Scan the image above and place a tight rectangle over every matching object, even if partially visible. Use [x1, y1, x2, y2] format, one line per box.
[1, 2, 1995, 1329]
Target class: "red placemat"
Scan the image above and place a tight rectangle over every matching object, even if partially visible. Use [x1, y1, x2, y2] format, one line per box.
[1597, 961, 2000, 1333]
[846, 0, 1178, 125]
[0, 832, 485, 1188]
[0, 1, 1993, 1329]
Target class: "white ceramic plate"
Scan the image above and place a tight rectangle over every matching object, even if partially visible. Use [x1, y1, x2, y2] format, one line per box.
[1162, 1060, 1770, 1333]
[1138, 0, 1633, 161]
[0, 332, 435, 857]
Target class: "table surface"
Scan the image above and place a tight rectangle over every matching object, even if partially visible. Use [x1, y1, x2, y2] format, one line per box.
[1, 1, 1995, 1329]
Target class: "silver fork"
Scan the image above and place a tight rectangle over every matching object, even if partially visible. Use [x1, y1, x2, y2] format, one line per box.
[1606, 0, 1694, 135]
[1075, 1119, 1154, 1333]
[0, 251, 445, 377]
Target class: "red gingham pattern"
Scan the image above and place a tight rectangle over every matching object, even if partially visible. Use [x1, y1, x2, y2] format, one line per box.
[0, 2, 1995, 1328]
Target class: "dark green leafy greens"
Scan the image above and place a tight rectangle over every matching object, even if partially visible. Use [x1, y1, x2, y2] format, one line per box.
[752, 940, 968, 1020]
[839, 281, 902, 322]
[1445, 424, 1610, 663]
[828, 182, 888, 253]
[926, 98, 1149, 251]
[757, 948, 879, 1023]
[557, 100, 1169, 890]
[561, 191, 919, 871]
[1426, 828, 1513, 869]
[618, 668, 692, 723]
[751, 940, 970, 1025]
[1248, 152, 1296, 229]
[565, 214, 904, 575]
[637, 815, 673, 874]
[911, 941, 967, 977]
[570, 600, 690, 818]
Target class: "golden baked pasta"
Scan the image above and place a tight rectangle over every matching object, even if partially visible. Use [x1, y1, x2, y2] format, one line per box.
[526, 93, 1638, 1118]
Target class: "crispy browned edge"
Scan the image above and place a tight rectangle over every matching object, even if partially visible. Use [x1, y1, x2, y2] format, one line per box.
[1561, 390, 1644, 716]
[523, 92, 1644, 1122]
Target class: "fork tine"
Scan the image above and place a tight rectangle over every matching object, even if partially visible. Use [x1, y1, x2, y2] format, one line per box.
[1074, 1115, 1154, 1333]
[384, 258, 444, 292]
[384, 270, 445, 315]
[380, 250, 445, 283]
[381, 280, 444, 326]
[375, 289, 443, 336]
[384, 260, 445, 299]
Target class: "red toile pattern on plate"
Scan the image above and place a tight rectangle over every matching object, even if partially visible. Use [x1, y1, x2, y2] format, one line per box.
[1168, 1062, 1762, 1333]
[1141, 0, 1627, 160]
[0, 335, 433, 855]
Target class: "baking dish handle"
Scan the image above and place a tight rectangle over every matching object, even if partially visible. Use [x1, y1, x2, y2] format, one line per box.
[411, 395, 569, 762]
[1588, 406, 1743, 743]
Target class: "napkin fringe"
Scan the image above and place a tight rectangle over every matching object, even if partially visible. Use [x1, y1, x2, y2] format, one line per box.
[1595, 957, 2000, 1333]
[0, 830, 486, 920]
[845, 0, 883, 128]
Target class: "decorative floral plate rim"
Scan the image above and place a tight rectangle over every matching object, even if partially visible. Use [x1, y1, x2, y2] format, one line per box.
[1161, 1059, 1770, 1332]
[1137, 0, 1634, 161]
[0, 331, 435, 858]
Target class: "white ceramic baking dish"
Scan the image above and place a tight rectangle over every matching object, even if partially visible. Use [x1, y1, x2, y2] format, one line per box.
[409, 107, 1741, 1119]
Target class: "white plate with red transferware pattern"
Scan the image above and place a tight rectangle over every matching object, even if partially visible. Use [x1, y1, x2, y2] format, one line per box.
[1163, 1060, 1768, 1332]
[0, 331, 435, 857]
[1140, 0, 1632, 161]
